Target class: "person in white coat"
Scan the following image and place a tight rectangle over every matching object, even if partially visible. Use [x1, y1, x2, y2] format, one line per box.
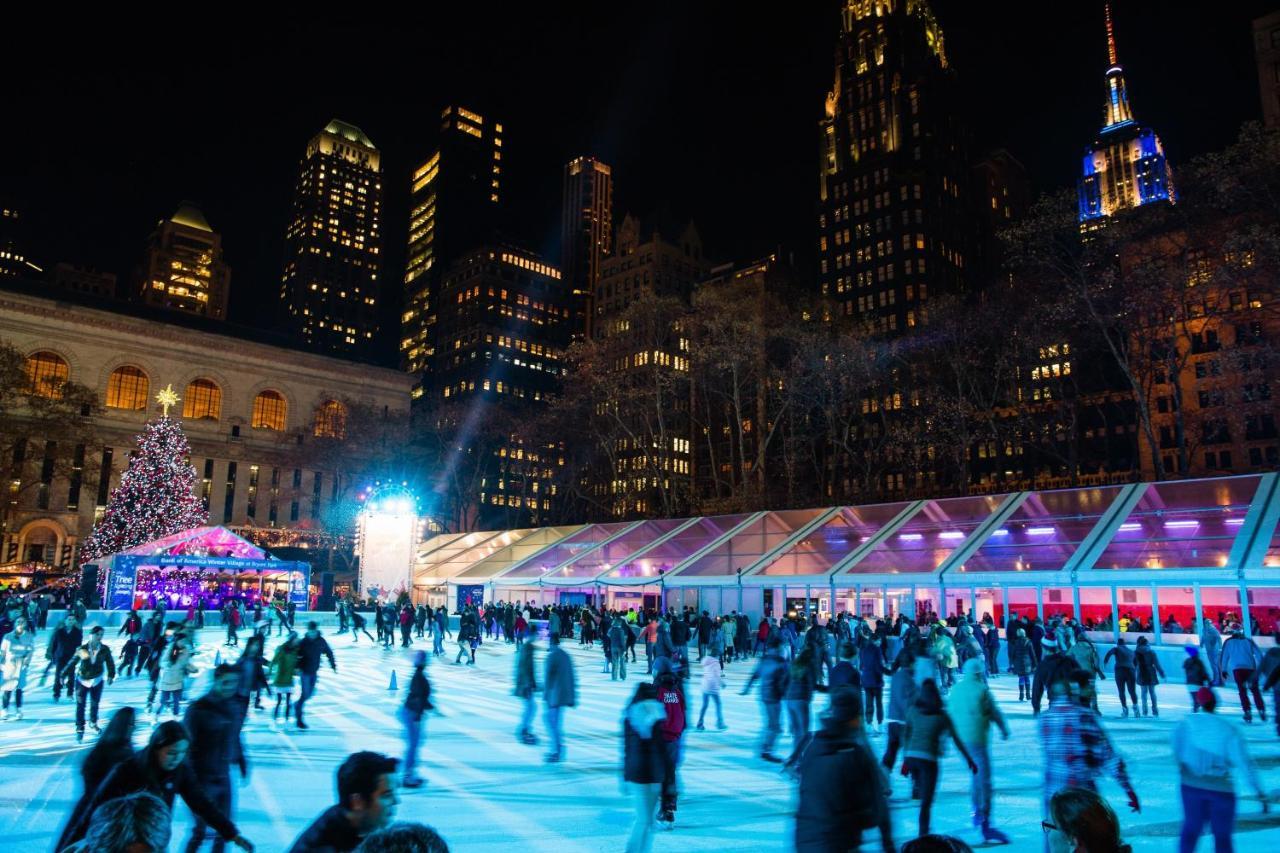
[156, 635, 197, 719]
[1, 617, 36, 720]
[695, 655, 727, 731]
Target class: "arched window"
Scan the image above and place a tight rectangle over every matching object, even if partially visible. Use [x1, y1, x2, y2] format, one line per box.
[105, 366, 149, 410]
[183, 378, 222, 420]
[24, 351, 69, 398]
[252, 390, 287, 431]
[313, 399, 347, 439]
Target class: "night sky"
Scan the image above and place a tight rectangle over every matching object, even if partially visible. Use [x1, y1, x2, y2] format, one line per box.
[2, 2, 1272, 349]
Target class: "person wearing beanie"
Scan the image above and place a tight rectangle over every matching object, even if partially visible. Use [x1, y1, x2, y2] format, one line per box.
[1184, 646, 1211, 712]
[1031, 635, 1080, 716]
[401, 650, 433, 788]
[1008, 628, 1035, 702]
[1173, 687, 1268, 852]
[1104, 637, 1139, 718]
[794, 686, 893, 853]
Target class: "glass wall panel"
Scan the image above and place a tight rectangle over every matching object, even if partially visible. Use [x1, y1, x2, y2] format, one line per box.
[1042, 586, 1073, 620]
[1156, 586, 1196, 636]
[973, 587, 1003, 626]
[1249, 588, 1280, 636]
[1201, 586, 1245, 633]
[422, 529, 535, 580]
[757, 502, 912, 576]
[675, 509, 829, 578]
[916, 586, 942, 623]
[959, 486, 1124, 573]
[1079, 587, 1113, 631]
[1093, 476, 1260, 571]
[598, 515, 752, 582]
[1117, 587, 1154, 633]
[1007, 588, 1038, 621]
[843, 495, 1005, 575]
[553, 518, 690, 582]
[453, 526, 584, 581]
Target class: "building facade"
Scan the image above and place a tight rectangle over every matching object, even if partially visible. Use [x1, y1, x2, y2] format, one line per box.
[48, 263, 117, 299]
[280, 120, 383, 358]
[817, 0, 971, 333]
[402, 106, 504, 375]
[560, 155, 613, 338]
[0, 288, 412, 571]
[1255, 12, 1280, 130]
[137, 203, 230, 320]
[1077, 5, 1174, 228]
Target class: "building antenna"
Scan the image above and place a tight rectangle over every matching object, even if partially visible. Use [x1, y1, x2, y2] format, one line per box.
[1104, 2, 1118, 67]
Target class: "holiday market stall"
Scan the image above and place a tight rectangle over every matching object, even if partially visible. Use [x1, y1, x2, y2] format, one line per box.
[88, 526, 311, 612]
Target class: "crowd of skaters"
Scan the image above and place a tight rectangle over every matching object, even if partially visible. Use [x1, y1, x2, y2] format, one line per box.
[1, 584, 1278, 852]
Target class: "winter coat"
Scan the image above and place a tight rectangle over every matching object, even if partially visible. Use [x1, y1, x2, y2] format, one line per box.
[858, 643, 887, 690]
[670, 618, 690, 646]
[903, 706, 967, 763]
[514, 642, 537, 698]
[933, 632, 958, 669]
[0, 629, 35, 691]
[544, 645, 577, 709]
[403, 668, 433, 719]
[1184, 656, 1210, 687]
[297, 635, 336, 675]
[59, 750, 238, 851]
[794, 725, 887, 852]
[289, 805, 362, 853]
[697, 615, 714, 643]
[47, 624, 83, 662]
[158, 646, 196, 692]
[607, 622, 628, 653]
[183, 694, 247, 780]
[270, 643, 299, 688]
[1009, 637, 1035, 676]
[1135, 645, 1165, 686]
[947, 666, 1008, 748]
[1220, 635, 1262, 674]
[1031, 652, 1080, 713]
[785, 660, 815, 703]
[62, 643, 116, 687]
[828, 660, 860, 692]
[701, 656, 725, 694]
[886, 664, 918, 723]
[656, 678, 686, 742]
[708, 630, 724, 657]
[747, 651, 790, 704]
[622, 699, 668, 784]
[1068, 640, 1103, 677]
[1104, 643, 1136, 670]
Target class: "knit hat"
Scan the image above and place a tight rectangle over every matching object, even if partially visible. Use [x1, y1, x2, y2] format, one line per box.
[1185, 645, 1199, 657]
[824, 686, 864, 724]
[413, 650, 427, 668]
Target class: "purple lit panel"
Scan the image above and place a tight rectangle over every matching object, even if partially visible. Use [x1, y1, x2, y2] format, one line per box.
[502, 522, 637, 578]
[551, 518, 691, 580]
[676, 509, 830, 577]
[846, 495, 1005, 575]
[1093, 476, 1261, 570]
[758, 502, 912, 576]
[598, 514, 754, 581]
[962, 485, 1125, 573]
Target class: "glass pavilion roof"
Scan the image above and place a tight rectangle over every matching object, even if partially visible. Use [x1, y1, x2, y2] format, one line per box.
[410, 474, 1280, 588]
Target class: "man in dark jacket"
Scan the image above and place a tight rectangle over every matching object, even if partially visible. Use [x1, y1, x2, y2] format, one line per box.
[795, 687, 893, 853]
[742, 637, 790, 762]
[183, 664, 248, 853]
[62, 625, 116, 741]
[137, 611, 163, 675]
[669, 614, 690, 675]
[697, 611, 714, 660]
[43, 614, 82, 700]
[1030, 636, 1081, 715]
[401, 651, 432, 788]
[295, 622, 337, 730]
[290, 751, 399, 853]
[543, 633, 577, 763]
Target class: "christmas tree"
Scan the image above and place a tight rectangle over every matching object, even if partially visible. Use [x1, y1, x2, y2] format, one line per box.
[80, 415, 208, 562]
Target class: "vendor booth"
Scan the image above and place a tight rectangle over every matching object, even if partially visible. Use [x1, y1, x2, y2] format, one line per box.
[86, 526, 311, 612]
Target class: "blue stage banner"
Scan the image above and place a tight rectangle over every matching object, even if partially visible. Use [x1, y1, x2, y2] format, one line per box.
[456, 584, 484, 611]
[289, 564, 311, 607]
[108, 557, 138, 611]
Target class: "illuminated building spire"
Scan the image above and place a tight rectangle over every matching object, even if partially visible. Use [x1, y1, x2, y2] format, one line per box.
[1100, 4, 1133, 131]
[1105, 2, 1118, 67]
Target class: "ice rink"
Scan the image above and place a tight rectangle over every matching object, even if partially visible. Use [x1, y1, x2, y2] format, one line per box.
[4, 624, 1280, 851]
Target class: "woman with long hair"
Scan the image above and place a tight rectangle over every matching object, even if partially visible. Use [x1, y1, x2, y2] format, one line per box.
[1046, 787, 1132, 853]
[156, 635, 196, 719]
[58, 721, 253, 852]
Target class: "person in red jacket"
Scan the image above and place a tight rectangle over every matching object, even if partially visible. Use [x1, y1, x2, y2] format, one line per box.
[654, 659, 686, 829]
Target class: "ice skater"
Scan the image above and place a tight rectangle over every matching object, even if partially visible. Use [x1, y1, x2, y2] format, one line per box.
[295, 621, 337, 730]
[0, 616, 35, 720]
[400, 651, 433, 789]
[270, 631, 300, 721]
[351, 609, 377, 644]
[543, 633, 577, 763]
[514, 632, 539, 745]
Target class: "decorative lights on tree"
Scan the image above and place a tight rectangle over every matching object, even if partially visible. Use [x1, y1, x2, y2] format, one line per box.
[80, 397, 208, 562]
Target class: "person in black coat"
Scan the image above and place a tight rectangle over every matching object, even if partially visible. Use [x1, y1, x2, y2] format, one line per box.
[183, 664, 248, 853]
[795, 687, 893, 853]
[76, 706, 137, 814]
[400, 651, 433, 789]
[1030, 637, 1081, 714]
[57, 720, 253, 852]
[43, 615, 83, 700]
[622, 681, 669, 853]
[696, 612, 714, 660]
[290, 751, 399, 853]
[296, 622, 338, 730]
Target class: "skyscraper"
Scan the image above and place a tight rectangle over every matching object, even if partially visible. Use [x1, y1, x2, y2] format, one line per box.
[401, 106, 503, 375]
[1253, 12, 1280, 129]
[560, 155, 613, 338]
[816, 0, 970, 335]
[137, 203, 230, 320]
[1078, 4, 1174, 227]
[279, 119, 383, 358]
[0, 204, 40, 279]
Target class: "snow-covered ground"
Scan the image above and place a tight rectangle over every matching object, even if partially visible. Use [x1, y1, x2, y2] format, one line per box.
[3, 625, 1280, 851]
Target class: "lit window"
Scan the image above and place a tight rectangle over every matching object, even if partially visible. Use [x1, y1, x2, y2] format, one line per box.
[252, 391, 287, 431]
[183, 378, 222, 420]
[23, 351, 69, 399]
[106, 366, 149, 410]
[313, 400, 347, 439]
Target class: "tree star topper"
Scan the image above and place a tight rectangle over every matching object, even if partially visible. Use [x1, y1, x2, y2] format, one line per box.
[156, 383, 181, 417]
